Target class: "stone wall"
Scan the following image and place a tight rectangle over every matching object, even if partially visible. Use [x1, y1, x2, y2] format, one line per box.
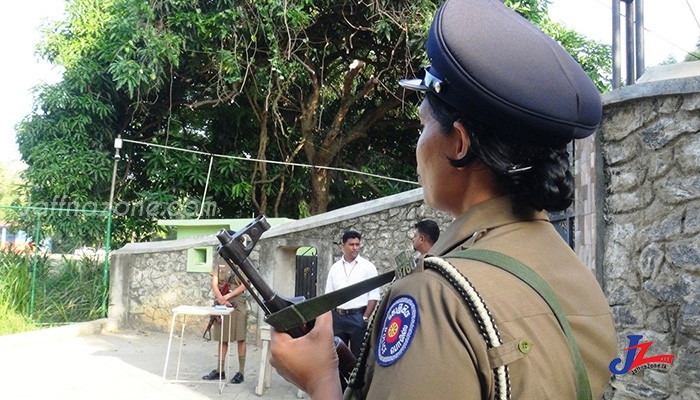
[108, 188, 452, 337]
[260, 188, 452, 272]
[108, 236, 221, 334]
[599, 75, 700, 399]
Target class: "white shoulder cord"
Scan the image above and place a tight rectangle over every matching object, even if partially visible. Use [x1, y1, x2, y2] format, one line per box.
[345, 256, 511, 400]
[423, 256, 511, 400]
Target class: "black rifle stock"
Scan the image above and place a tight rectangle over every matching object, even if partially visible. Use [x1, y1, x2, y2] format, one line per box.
[216, 215, 309, 337]
[202, 315, 221, 340]
[215, 215, 356, 379]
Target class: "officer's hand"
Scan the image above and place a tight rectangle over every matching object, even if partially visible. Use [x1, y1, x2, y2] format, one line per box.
[270, 312, 342, 400]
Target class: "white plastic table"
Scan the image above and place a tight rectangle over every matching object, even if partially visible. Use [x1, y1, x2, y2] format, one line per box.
[162, 305, 235, 393]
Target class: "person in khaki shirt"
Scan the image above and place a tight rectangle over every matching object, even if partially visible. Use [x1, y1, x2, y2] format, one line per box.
[268, 0, 617, 398]
[202, 262, 248, 384]
[357, 197, 617, 399]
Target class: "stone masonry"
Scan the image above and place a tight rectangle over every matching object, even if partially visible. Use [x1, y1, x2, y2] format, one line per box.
[599, 73, 700, 399]
[108, 189, 452, 340]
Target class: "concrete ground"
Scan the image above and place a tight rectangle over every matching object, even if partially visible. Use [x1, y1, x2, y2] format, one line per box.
[0, 321, 304, 400]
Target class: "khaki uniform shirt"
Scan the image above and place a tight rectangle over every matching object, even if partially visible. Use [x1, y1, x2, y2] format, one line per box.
[211, 264, 247, 341]
[353, 197, 616, 399]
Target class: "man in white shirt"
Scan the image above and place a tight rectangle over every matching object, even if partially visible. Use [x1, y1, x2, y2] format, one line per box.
[325, 230, 380, 359]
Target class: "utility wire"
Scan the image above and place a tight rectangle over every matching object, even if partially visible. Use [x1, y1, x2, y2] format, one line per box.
[686, 0, 700, 31]
[628, 0, 698, 61]
[553, 0, 698, 61]
[121, 138, 420, 186]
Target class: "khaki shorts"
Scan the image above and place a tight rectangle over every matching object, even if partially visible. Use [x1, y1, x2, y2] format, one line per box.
[213, 296, 247, 342]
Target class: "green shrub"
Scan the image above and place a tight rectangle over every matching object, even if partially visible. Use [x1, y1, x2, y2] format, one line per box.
[0, 250, 106, 334]
[0, 251, 32, 314]
[0, 252, 37, 334]
[0, 302, 38, 335]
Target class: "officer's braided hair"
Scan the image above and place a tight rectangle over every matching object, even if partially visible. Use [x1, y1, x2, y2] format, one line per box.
[425, 92, 575, 215]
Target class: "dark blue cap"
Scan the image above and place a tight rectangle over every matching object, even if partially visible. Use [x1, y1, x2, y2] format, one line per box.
[400, 0, 602, 146]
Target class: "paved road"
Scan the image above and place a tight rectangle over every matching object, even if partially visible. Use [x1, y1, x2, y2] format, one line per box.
[0, 322, 304, 400]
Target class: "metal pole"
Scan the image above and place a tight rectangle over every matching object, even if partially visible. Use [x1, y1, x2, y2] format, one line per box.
[108, 135, 122, 212]
[612, 0, 622, 89]
[625, 0, 636, 85]
[635, 0, 645, 79]
[29, 216, 41, 317]
[102, 135, 122, 317]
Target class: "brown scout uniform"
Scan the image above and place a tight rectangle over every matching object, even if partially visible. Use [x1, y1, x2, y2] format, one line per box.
[352, 196, 617, 399]
[211, 264, 247, 342]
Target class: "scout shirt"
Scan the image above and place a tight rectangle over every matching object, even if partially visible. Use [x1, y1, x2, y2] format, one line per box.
[352, 196, 617, 399]
[211, 264, 247, 341]
[212, 264, 246, 308]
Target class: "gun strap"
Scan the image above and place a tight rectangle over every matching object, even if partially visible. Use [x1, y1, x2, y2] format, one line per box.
[446, 249, 592, 400]
[265, 271, 395, 332]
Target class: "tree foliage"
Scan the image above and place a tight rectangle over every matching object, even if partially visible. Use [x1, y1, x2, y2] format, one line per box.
[14, 0, 611, 249]
[684, 37, 700, 62]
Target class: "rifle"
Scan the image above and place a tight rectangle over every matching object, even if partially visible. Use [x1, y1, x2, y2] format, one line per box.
[216, 215, 357, 381]
[202, 315, 221, 340]
[202, 282, 231, 340]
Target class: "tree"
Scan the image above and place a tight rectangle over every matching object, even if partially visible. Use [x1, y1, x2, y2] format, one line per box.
[199, 0, 436, 214]
[684, 37, 700, 62]
[0, 163, 25, 221]
[15, 0, 611, 248]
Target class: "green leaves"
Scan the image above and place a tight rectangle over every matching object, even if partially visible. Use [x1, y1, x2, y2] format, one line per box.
[13, 0, 613, 249]
[230, 181, 252, 198]
[103, 1, 183, 99]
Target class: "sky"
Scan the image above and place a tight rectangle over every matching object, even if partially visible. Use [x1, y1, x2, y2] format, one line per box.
[549, 0, 700, 65]
[1, 1, 65, 170]
[1, 0, 699, 170]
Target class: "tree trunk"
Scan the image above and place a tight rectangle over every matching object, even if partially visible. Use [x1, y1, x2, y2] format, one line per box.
[309, 167, 331, 215]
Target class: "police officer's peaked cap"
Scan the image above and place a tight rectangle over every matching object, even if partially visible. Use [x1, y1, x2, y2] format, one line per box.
[400, 0, 602, 146]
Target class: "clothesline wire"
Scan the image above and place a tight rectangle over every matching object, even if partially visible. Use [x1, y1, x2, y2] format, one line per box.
[121, 138, 420, 186]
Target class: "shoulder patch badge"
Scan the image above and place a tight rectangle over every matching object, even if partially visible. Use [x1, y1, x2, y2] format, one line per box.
[376, 295, 419, 367]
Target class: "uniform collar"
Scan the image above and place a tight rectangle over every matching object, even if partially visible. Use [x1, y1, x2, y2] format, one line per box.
[427, 196, 549, 257]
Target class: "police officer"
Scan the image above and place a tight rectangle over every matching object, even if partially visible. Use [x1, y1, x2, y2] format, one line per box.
[411, 219, 440, 255]
[202, 261, 248, 384]
[269, 1, 617, 399]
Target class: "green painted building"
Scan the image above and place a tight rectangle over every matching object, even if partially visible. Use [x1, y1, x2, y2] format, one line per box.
[157, 218, 294, 272]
